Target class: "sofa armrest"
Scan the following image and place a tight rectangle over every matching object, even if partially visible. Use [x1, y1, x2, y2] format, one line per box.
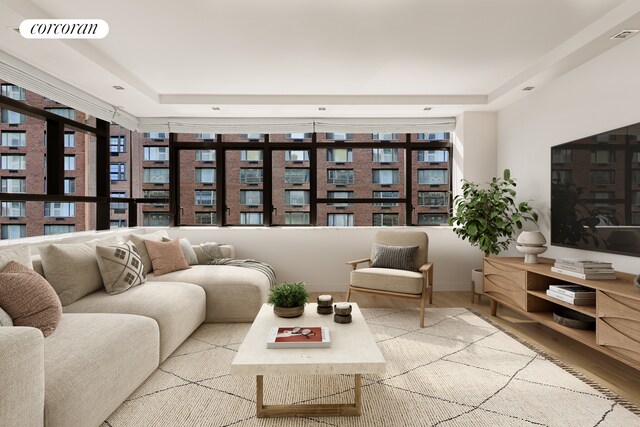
[193, 244, 236, 264]
[0, 327, 45, 427]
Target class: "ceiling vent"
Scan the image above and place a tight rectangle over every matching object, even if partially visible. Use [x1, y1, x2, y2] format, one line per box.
[522, 86, 535, 91]
[610, 30, 639, 40]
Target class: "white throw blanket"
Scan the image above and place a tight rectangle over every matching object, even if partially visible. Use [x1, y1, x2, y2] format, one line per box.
[200, 242, 276, 288]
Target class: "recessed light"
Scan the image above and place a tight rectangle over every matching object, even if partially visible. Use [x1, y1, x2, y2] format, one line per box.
[522, 86, 535, 91]
[611, 30, 639, 40]
[112, 85, 125, 90]
[318, 107, 326, 111]
[423, 107, 432, 111]
[211, 107, 221, 111]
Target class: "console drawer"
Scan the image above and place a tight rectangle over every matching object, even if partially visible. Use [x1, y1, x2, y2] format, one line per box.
[483, 259, 527, 310]
[597, 291, 640, 364]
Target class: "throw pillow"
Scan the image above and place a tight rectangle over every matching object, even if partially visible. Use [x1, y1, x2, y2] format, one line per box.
[0, 261, 62, 336]
[96, 241, 146, 295]
[370, 244, 419, 272]
[0, 306, 13, 327]
[162, 237, 198, 265]
[0, 244, 33, 271]
[39, 237, 119, 306]
[129, 230, 170, 274]
[144, 238, 190, 276]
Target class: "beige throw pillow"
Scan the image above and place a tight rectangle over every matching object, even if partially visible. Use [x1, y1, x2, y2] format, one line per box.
[144, 238, 190, 276]
[0, 261, 62, 336]
[0, 244, 33, 270]
[96, 241, 146, 295]
[0, 306, 13, 326]
[129, 230, 170, 274]
[162, 237, 198, 265]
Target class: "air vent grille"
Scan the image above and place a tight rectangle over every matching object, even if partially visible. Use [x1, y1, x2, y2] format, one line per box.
[611, 30, 639, 40]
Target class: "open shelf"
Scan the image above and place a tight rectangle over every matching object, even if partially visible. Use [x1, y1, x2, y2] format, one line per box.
[525, 311, 597, 347]
[527, 290, 596, 317]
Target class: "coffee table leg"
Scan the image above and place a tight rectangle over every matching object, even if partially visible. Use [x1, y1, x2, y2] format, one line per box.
[256, 375, 264, 416]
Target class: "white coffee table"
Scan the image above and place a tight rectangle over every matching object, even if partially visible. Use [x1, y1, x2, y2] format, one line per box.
[231, 303, 386, 418]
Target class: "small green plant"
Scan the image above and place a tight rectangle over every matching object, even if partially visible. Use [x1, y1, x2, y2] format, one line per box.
[268, 282, 309, 308]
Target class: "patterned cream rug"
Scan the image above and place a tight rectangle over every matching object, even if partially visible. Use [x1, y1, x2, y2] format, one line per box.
[103, 308, 640, 427]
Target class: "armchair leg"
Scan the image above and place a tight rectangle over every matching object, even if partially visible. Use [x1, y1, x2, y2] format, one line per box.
[420, 291, 427, 328]
[346, 287, 352, 302]
[428, 267, 434, 305]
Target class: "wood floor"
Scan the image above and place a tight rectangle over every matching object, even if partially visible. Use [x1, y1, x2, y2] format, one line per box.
[311, 290, 640, 407]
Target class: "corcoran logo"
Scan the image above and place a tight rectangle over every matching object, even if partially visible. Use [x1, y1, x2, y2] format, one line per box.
[19, 19, 109, 39]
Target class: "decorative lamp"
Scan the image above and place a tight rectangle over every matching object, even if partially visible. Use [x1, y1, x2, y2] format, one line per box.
[516, 231, 547, 264]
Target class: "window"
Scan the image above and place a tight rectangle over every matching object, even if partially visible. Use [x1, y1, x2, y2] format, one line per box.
[110, 220, 127, 228]
[240, 168, 263, 184]
[552, 149, 571, 163]
[327, 149, 352, 163]
[591, 150, 616, 164]
[633, 152, 640, 163]
[64, 178, 76, 194]
[143, 132, 168, 140]
[373, 213, 399, 226]
[143, 212, 170, 226]
[196, 133, 216, 140]
[634, 191, 640, 206]
[240, 212, 263, 225]
[285, 150, 309, 161]
[45, 108, 76, 120]
[289, 133, 312, 140]
[1, 201, 25, 217]
[327, 213, 353, 227]
[44, 202, 75, 217]
[1, 224, 26, 239]
[372, 133, 397, 141]
[240, 190, 263, 205]
[418, 169, 447, 185]
[634, 170, 640, 185]
[144, 146, 169, 161]
[418, 191, 447, 207]
[552, 170, 572, 185]
[195, 212, 217, 224]
[1, 131, 26, 147]
[326, 133, 352, 141]
[590, 170, 615, 185]
[64, 155, 76, 171]
[244, 133, 264, 140]
[144, 190, 170, 198]
[1, 178, 25, 193]
[44, 225, 75, 235]
[372, 169, 399, 185]
[327, 191, 353, 207]
[110, 192, 127, 210]
[373, 191, 399, 206]
[195, 168, 216, 183]
[195, 150, 216, 161]
[327, 169, 354, 185]
[64, 132, 75, 148]
[284, 168, 309, 184]
[110, 135, 126, 153]
[195, 190, 216, 205]
[418, 150, 449, 162]
[418, 213, 449, 225]
[372, 149, 398, 163]
[240, 150, 263, 161]
[110, 163, 127, 181]
[144, 168, 169, 183]
[285, 190, 310, 205]
[286, 212, 310, 224]
[1, 154, 25, 170]
[417, 132, 450, 141]
[1, 84, 26, 100]
[1, 110, 26, 124]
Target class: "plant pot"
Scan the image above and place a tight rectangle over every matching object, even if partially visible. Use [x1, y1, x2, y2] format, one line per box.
[273, 305, 304, 318]
[471, 268, 484, 294]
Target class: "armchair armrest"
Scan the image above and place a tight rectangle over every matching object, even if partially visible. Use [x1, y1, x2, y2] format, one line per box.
[346, 258, 371, 270]
[419, 262, 433, 273]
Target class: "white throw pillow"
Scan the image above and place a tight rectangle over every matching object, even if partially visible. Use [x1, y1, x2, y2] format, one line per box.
[128, 230, 170, 274]
[0, 244, 33, 271]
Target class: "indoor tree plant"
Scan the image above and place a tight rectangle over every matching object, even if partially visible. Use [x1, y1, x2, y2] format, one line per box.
[268, 282, 309, 318]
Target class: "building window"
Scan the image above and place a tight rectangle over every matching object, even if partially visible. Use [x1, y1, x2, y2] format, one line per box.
[327, 191, 353, 207]
[327, 213, 353, 227]
[552, 170, 572, 185]
[64, 155, 76, 171]
[327, 169, 354, 185]
[289, 133, 312, 140]
[110, 135, 126, 153]
[1, 109, 26, 124]
[144, 146, 169, 161]
[240, 150, 263, 161]
[634, 191, 640, 206]
[418, 191, 447, 207]
[633, 152, 640, 163]
[144, 168, 170, 183]
[1, 131, 26, 147]
[285, 150, 309, 161]
[1, 154, 26, 170]
[244, 133, 264, 141]
[1, 178, 26, 193]
[45, 108, 76, 120]
[195, 190, 216, 206]
[284, 168, 309, 184]
[196, 133, 216, 140]
[372, 149, 398, 163]
[110, 219, 127, 228]
[143, 212, 171, 226]
[240, 212, 263, 225]
[44, 202, 75, 217]
[552, 149, 571, 164]
[110, 163, 127, 181]
[0, 84, 26, 100]
[417, 132, 450, 141]
[144, 190, 170, 199]
[372, 133, 397, 141]
[1, 201, 25, 217]
[1, 224, 26, 239]
[195, 212, 216, 224]
[64, 132, 75, 148]
[110, 192, 127, 210]
[589, 170, 615, 185]
[373, 191, 399, 206]
[64, 178, 76, 194]
[195, 150, 216, 161]
[326, 133, 352, 141]
[372, 169, 399, 185]
[143, 132, 169, 140]
[286, 212, 310, 224]
[373, 213, 399, 226]
[418, 150, 449, 162]
[591, 150, 616, 164]
[240, 168, 263, 184]
[240, 190, 263, 205]
[418, 169, 447, 185]
[327, 149, 353, 163]
[195, 168, 216, 184]
[285, 190, 310, 206]
[44, 225, 75, 235]
[418, 213, 449, 225]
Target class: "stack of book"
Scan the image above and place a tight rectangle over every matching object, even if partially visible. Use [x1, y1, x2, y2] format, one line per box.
[546, 284, 596, 306]
[551, 258, 616, 280]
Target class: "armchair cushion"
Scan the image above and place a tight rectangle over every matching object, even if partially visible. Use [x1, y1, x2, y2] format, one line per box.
[370, 244, 419, 271]
[350, 267, 423, 295]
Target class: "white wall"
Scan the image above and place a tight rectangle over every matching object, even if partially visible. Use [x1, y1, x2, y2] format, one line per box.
[497, 35, 640, 274]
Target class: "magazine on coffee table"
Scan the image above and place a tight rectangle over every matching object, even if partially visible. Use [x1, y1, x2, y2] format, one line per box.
[266, 326, 331, 349]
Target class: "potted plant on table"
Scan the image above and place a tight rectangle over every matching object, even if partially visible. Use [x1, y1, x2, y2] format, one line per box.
[268, 282, 309, 318]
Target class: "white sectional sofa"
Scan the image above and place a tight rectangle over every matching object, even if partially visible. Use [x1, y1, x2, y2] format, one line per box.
[0, 227, 271, 427]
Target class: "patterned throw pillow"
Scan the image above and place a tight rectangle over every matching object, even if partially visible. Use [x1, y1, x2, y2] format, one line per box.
[370, 244, 419, 272]
[95, 241, 146, 295]
[144, 238, 190, 276]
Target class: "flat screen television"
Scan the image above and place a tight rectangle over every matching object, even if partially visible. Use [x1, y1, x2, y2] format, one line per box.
[551, 122, 640, 257]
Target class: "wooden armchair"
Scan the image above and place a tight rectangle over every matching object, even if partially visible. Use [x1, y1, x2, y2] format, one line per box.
[346, 230, 433, 328]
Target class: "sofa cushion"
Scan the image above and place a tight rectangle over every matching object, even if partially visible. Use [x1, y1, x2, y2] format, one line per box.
[0, 261, 62, 336]
[96, 241, 146, 295]
[63, 281, 205, 362]
[370, 244, 419, 272]
[44, 313, 158, 427]
[144, 238, 190, 276]
[351, 267, 423, 295]
[0, 307, 12, 326]
[128, 230, 170, 274]
[39, 237, 119, 306]
[0, 244, 32, 270]
[163, 237, 198, 265]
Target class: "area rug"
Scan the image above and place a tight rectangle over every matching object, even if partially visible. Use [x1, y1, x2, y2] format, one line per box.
[103, 308, 640, 427]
